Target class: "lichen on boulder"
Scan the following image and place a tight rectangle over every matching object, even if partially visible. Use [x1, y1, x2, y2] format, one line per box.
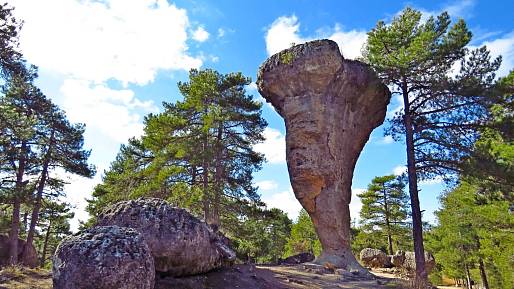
[96, 198, 236, 276]
[52, 225, 155, 289]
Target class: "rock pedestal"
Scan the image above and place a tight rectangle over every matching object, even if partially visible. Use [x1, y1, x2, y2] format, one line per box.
[257, 39, 390, 271]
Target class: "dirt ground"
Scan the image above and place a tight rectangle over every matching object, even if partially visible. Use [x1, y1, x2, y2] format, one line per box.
[0, 264, 410, 289]
[0, 266, 52, 289]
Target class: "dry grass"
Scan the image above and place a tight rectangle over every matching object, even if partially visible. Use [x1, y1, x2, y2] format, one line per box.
[0, 266, 51, 289]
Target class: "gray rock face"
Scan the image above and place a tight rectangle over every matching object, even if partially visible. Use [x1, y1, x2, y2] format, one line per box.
[257, 39, 390, 271]
[359, 248, 387, 268]
[96, 198, 236, 276]
[391, 251, 406, 268]
[0, 235, 37, 268]
[52, 226, 155, 289]
[402, 251, 436, 274]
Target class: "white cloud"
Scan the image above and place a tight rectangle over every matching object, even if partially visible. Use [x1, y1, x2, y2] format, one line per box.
[60, 79, 158, 143]
[255, 180, 279, 191]
[263, 187, 365, 223]
[264, 15, 367, 59]
[393, 0, 476, 23]
[328, 25, 368, 59]
[262, 189, 302, 221]
[393, 165, 407, 176]
[478, 31, 514, 77]
[12, 0, 202, 85]
[350, 188, 365, 223]
[49, 167, 105, 231]
[265, 15, 303, 56]
[192, 26, 209, 42]
[254, 127, 286, 164]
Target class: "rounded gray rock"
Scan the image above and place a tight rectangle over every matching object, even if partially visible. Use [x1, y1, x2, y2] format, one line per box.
[402, 251, 436, 274]
[359, 248, 387, 268]
[52, 226, 155, 289]
[96, 198, 236, 276]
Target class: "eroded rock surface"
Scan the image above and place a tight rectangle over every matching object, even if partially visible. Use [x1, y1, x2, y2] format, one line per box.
[359, 248, 387, 268]
[52, 226, 155, 289]
[402, 251, 436, 274]
[257, 39, 390, 271]
[96, 198, 236, 276]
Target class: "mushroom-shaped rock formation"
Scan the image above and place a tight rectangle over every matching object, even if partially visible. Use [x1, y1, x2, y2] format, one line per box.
[257, 39, 390, 272]
[96, 198, 236, 276]
[53, 226, 155, 289]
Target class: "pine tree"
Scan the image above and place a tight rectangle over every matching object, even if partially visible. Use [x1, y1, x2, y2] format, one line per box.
[363, 8, 501, 282]
[358, 175, 410, 255]
[427, 181, 513, 289]
[284, 209, 322, 257]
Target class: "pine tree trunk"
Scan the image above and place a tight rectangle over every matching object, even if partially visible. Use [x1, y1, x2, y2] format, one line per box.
[8, 140, 28, 265]
[40, 219, 52, 266]
[465, 263, 472, 289]
[402, 80, 427, 283]
[202, 133, 210, 223]
[478, 257, 489, 289]
[8, 197, 21, 265]
[23, 130, 54, 263]
[383, 189, 394, 255]
[212, 122, 224, 226]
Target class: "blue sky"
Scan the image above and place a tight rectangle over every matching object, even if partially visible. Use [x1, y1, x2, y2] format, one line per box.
[9, 0, 514, 229]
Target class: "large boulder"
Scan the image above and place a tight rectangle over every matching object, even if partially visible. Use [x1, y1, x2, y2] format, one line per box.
[257, 39, 390, 272]
[52, 225, 155, 289]
[359, 248, 387, 268]
[402, 251, 436, 274]
[96, 198, 236, 276]
[0, 235, 38, 267]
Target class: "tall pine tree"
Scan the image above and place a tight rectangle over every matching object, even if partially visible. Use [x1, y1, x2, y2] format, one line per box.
[358, 175, 410, 255]
[363, 8, 500, 283]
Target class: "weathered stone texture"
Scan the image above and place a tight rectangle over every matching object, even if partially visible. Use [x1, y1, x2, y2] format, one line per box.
[96, 198, 236, 276]
[52, 226, 155, 289]
[359, 248, 388, 268]
[257, 39, 390, 271]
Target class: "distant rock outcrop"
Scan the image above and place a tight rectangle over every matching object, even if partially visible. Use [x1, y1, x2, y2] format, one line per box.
[52, 226, 155, 289]
[0, 235, 37, 268]
[96, 198, 236, 276]
[359, 248, 388, 268]
[279, 252, 315, 264]
[401, 251, 436, 274]
[257, 39, 390, 272]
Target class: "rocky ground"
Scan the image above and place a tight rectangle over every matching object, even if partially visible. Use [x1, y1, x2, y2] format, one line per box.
[0, 264, 409, 289]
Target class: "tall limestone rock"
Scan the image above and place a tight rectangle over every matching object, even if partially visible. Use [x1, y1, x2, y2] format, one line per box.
[257, 39, 390, 272]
